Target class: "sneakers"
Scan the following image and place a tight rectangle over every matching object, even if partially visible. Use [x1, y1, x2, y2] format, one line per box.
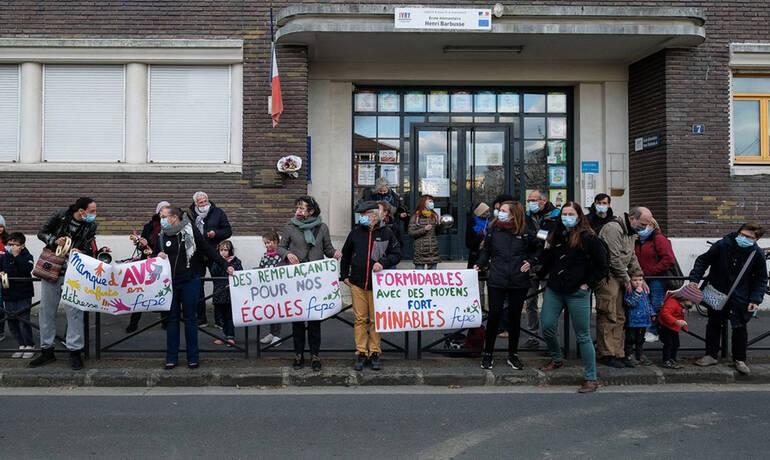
[354, 353, 367, 371]
[524, 337, 539, 349]
[734, 360, 750, 375]
[644, 332, 659, 343]
[22, 346, 35, 359]
[578, 380, 599, 393]
[539, 360, 564, 372]
[311, 355, 322, 372]
[269, 336, 281, 346]
[292, 354, 304, 370]
[69, 350, 84, 370]
[498, 331, 509, 338]
[29, 348, 56, 367]
[370, 353, 382, 371]
[620, 357, 636, 368]
[260, 333, 275, 344]
[695, 355, 719, 367]
[599, 356, 625, 368]
[12, 347, 24, 358]
[507, 354, 524, 370]
[480, 353, 494, 369]
[662, 359, 683, 369]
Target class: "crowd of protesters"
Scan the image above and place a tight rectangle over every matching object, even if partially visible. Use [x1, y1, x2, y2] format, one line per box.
[0, 179, 768, 394]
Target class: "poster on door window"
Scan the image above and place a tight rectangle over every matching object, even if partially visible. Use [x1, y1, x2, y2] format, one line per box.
[549, 189, 566, 208]
[379, 150, 398, 163]
[548, 118, 567, 139]
[451, 92, 472, 112]
[379, 91, 400, 112]
[380, 165, 399, 186]
[548, 166, 567, 187]
[358, 164, 376, 186]
[426, 155, 445, 178]
[404, 92, 426, 112]
[475, 92, 496, 113]
[420, 178, 450, 197]
[547, 141, 566, 164]
[475, 143, 503, 166]
[355, 92, 377, 112]
[498, 93, 518, 113]
[428, 91, 449, 112]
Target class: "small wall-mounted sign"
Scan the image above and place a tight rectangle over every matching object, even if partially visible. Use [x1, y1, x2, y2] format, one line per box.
[634, 133, 661, 151]
[692, 124, 706, 134]
[581, 161, 599, 174]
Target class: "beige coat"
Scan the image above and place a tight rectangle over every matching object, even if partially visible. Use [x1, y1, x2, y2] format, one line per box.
[598, 215, 642, 284]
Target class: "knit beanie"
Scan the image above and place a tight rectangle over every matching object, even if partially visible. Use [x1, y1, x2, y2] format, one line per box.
[676, 284, 704, 304]
[155, 201, 170, 215]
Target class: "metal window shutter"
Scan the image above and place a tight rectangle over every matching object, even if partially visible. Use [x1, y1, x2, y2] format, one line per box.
[0, 65, 19, 162]
[149, 66, 231, 163]
[43, 65, 125, 162]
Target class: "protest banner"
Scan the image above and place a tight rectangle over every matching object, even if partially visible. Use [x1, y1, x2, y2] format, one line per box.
[60, 252, 172, 315]
[229, 258, 342, 327]
[372, 269, 481, 332]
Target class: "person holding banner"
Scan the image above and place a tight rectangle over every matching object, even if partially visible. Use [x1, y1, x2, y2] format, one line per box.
[278, 196, 341, 371]
[30, 197, 109, 370]
[537, 202, 607, 393]
[156, 206, 234, 370]
[341, 201, 402, 371]
[408, 195, 441, 270]
[474, 201, 540, 370]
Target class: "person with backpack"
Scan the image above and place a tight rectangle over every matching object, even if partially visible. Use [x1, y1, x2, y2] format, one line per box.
[474, 200, 540, 370]
[595, 206, 648, 369]
[689, 222, 768, 375]
[278, 195, 341, 372]
[537, 202, 608, 393]
[634, 216, 678, 342]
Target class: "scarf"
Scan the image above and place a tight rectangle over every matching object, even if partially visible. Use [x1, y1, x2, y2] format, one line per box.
[194, 205, 210, 234]
[495, 219, 515, 230]
[162, 214, 196, 265]
[421, 210, 433, 218]
[265, 250, 278, 257]
[290, 215, 323, 246]
[472, 216, 488, 236]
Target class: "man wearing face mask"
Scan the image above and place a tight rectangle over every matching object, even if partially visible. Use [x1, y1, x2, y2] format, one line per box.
[595, 206, 649, 368]
[587, 193, 616, 233]
[31, 197, 110, 370]
[522, 189, 561, 349]
[340, 201, 402, 371]
[187, 191, 232, 326]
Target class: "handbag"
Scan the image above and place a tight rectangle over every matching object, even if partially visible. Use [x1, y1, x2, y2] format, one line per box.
[701, 251, 756, 311]
[32, 247, 67, 283]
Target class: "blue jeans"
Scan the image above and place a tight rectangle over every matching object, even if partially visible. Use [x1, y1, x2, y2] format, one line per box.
[215, 302, 235, 339]
[4, 298, 34, 346]
[414, 264, 437, 270]
[647, 280, 665, 335]
[166, 276, 201, 365]
[541, 287, 597, 381]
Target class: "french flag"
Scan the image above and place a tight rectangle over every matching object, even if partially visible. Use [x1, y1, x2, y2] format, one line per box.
[270, 10, 283, 127]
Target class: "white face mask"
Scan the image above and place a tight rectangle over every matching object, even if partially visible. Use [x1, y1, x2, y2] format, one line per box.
[197, 204, 211, 214]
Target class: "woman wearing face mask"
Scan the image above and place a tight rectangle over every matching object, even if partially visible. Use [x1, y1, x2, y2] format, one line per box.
[474, 201, 540, 370]
[31, 197, 110, 370]
[537, 202, 608, 393]
[277, 195, 341, 371]
[634, 217, 677, 342]
[689, 222, 768, 375]
[408, 195, 441, 270]
[156, 206, 234, 370]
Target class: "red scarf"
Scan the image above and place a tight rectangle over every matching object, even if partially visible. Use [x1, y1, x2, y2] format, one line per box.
[495, 219, 515, 230]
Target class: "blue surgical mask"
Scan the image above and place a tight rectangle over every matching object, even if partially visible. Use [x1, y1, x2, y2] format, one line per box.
[493, 209, 499, 218]
[427, 201, 435, 210]
[736, 235, 755, 248]
[160, 217, 171, 229]
[561, 216, 577, 228]
[84, 213, 96, 223]
[638, 227, 653, 239]
[498, 212, 510, 222]
[359, 215, 371, 227]
[595, 205, 609, 214]
[528, 202, 540, 213]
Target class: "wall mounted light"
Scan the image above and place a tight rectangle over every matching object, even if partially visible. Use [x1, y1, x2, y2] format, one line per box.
[442, 46, 523, 54]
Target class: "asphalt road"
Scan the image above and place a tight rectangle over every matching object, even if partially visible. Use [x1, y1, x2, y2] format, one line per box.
[1, 386, 768, 460]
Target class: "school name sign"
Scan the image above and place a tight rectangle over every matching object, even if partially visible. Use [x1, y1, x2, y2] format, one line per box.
[61, 253, 172, 315]
[229, 259, 342, 327]
[372, 270, 481, 332]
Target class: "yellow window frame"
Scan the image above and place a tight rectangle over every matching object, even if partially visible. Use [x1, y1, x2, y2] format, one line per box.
[733, 73, 770, 163]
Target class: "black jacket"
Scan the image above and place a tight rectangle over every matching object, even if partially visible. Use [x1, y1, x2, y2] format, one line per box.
[362, 188, 407, 223]
[465, 216, 490, 268]
[139, 215, 162, 257]
[211, 256, 243, 304]
[156, 225, 232, 282]
[340, 224, 402, 291]
[526, 201, 560, 235]
[1, 247, 35, 300]
[689, 232, 768, 321]
[537, 230, 609, 294]
[476, 225, 541, 290]
[381, 217, 403, 252]
[37, 209, 98, 256]
[587, 206, 616, 234]
[187, 201, 233, 248]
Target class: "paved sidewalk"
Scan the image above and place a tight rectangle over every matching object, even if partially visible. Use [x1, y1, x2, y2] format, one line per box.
[2, 356, 769, 388]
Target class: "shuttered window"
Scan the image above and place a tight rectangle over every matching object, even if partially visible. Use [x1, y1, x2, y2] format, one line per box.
[148, 66, 231, 163]
[0, 65, 20, 162]
[43, 65, 125, 162]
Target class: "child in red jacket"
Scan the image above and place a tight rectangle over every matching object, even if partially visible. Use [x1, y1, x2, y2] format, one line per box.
[658, 284, 704, 369]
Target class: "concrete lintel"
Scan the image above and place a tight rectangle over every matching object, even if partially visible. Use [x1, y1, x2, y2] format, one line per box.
[730, 43, 770, 69]
[0, 38, 243, 49]
[0, 163, 243, 174]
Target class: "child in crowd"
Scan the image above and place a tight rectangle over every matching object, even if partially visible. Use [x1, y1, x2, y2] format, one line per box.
[0, 233, 36, 358]
[258, 230, 283, 346]
[658, 284, 704, 369]
[211, 240, 243, 346]
[623, 271, 655, 366]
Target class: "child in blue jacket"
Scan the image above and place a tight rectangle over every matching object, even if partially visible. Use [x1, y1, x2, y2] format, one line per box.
[0, 233, 36, 358]
[623, 271, 655, 366]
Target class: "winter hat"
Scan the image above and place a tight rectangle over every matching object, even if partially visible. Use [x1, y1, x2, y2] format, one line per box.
[0, 214, 5, 227]
[356, 200, 379, 213]
[675, 284, 703, 304]
[375, 177, 389, 189]
[155, 201, 170, 215]
[473, 203, 490, 217]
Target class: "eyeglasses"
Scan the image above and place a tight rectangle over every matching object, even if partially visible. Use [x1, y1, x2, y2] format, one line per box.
[739, 232, 758, 241]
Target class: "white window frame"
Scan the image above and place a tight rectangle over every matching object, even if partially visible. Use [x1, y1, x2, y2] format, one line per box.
[42, 64, 126, 163]
[0, 64, 21, 162]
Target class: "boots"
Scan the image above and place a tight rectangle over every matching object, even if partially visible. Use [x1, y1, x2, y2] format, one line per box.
[69, 350, 84, 370]
[28, 347, 56, 368]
